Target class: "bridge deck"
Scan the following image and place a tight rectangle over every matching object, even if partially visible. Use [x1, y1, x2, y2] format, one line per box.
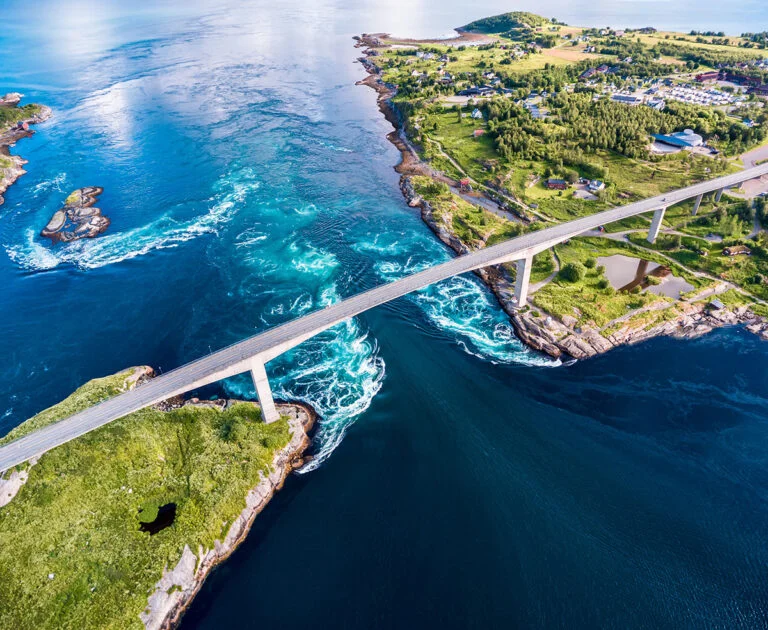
[2, 163, 767, 472]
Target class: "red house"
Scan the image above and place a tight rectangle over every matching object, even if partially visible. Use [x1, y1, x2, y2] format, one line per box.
[545, 178, 568, 190]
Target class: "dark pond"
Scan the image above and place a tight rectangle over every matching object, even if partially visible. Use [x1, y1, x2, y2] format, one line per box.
[138, 503, 177, 535]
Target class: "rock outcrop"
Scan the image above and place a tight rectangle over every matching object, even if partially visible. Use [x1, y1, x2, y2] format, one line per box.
[41, 187, 110, 242]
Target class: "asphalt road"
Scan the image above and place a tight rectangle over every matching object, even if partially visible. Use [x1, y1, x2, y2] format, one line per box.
[2, 163, 767, 473]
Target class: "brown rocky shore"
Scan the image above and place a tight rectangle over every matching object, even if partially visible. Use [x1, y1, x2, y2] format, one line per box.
[0, 93, 52, 206]
[356, 37, 768, 361]
[400, 173, 768, 360]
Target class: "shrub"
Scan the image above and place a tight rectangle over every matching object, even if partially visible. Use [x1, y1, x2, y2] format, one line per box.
[584, 257, 596, 269]
[559, 261, 586, 282]
[597, 278, 610, 290]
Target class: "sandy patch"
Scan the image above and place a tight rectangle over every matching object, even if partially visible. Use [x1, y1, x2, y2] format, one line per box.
[543, 48, 598, 62]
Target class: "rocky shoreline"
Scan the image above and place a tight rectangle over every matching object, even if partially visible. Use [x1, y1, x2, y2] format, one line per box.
[0, 93, 52, 206]
[142, 398, 315, 630]
[356, 38, 768, 361]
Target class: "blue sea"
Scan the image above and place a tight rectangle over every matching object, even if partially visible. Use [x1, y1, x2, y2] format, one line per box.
[1, 1, 768, 627]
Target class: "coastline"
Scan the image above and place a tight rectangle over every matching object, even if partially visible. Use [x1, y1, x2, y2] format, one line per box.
[0, 365, 318, 630]
[355, 37, 768, 360]
[145, 400, 316, 630]
[0, 97, 52, 206]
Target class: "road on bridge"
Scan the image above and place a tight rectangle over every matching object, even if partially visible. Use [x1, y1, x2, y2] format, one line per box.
[2, 163, 768, 472]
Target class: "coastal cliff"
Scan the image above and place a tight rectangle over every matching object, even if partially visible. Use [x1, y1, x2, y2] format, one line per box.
[356, 38, 768, 361]
[0, 368, 315, 630]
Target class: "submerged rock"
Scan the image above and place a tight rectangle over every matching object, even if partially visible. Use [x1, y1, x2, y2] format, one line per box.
[41, 186, 110, 243]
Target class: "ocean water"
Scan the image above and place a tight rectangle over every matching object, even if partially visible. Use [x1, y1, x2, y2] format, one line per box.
[1, 1, 768, 628]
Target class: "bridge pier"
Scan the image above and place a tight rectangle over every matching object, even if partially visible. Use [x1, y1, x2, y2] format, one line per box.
[513, 255, 532, 307]
[692, 193, 703, 216]
[249, 358, 280, 423]
[715, 187, 724, 202]
[647, 207, 666, 244]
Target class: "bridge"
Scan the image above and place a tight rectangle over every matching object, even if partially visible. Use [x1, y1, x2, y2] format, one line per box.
[1, 164, 767, 472]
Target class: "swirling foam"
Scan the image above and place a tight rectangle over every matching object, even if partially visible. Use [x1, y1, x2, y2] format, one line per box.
[31, 172, 68, 196]
[5, 167, 260, 271]
[364, 231, 559, 367]
[224, 283, 384, 471]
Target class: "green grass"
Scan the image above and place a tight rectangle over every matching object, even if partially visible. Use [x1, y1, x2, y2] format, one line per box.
[530, 249, 556, 283]
[0, 370, 292, 630]
[0, 103, 41, 131]
[602, 305, 680, 337]
[411, 176, 522, 247]
[531, 237, 705, 327]
[427, 112, 498, 182]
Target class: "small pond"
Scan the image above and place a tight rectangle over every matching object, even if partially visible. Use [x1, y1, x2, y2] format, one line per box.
[597, 254, 694, 299]
[138, 502, 177, 535]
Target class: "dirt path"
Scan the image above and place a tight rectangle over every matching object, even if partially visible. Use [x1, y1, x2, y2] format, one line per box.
[529, 250, 561, 295]
[425, 137, 555, 222]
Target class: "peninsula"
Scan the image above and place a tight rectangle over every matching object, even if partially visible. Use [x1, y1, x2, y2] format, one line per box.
[356, 13, 768, 358]
[0, 93, 51, 205]
[0, 368, 315, 630]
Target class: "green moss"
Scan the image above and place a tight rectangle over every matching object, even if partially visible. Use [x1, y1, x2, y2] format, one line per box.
[0, 370, 292, 630]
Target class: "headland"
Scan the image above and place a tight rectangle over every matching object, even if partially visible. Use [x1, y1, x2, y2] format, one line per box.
[356, 13, 768, 359]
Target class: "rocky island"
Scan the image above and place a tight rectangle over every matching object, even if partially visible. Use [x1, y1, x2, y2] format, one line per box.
[356, 13, 768, 359]
[0, 368, 315, 630]
[0, 92, 51, 206]
[41, 187, 111, 242]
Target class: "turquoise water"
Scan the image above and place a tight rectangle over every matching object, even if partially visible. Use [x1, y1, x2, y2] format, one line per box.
[1, 1, 768, 627]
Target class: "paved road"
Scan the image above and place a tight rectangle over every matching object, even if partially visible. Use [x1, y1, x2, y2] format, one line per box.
[2, 163, 768, 472]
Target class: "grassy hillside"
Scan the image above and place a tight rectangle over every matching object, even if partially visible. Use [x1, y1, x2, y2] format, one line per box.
[0, 370, 291, 630]
[464, 11, 552, 33]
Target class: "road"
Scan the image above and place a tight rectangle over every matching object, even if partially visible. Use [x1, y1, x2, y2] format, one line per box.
[2, 163, 768, 472]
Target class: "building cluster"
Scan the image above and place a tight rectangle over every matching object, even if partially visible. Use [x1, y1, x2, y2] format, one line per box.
[664, 84, 736, 106]
[545, 178, 605, 192]
[457, 72, 514, 98]
[696, 68, 768, 97]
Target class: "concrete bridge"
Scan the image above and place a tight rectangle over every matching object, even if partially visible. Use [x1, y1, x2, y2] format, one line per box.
[1, 164, 767, 472]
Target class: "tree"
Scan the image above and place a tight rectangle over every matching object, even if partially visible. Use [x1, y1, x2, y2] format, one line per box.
[560, 261, 586, 282]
